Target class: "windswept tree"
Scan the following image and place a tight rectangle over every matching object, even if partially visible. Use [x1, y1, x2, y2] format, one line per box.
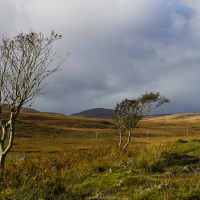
[115, 92, 169, 149]
[0, 31, 68, 175]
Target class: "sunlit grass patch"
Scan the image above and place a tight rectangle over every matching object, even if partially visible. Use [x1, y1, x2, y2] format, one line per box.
[1, 110, 200, 199]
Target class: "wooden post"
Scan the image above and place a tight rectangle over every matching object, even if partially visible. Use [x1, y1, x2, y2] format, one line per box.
[96, 131, 98, 139]
[0, 90, 2, 114]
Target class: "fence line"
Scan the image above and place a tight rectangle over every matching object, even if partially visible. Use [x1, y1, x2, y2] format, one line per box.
[8, 153, 26, 161]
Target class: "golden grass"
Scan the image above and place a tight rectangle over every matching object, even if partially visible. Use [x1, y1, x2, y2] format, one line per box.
[2, 109, 200, 199]
[1, 108, 199, 156]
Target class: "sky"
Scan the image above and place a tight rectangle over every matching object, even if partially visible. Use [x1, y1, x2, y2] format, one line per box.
[0, 0, 200, 115]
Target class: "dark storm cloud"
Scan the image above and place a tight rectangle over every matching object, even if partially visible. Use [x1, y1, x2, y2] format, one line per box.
[1, 0, 200, 114]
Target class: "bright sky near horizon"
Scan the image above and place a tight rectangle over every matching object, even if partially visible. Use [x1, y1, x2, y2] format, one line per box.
[0, 0, 200, 115]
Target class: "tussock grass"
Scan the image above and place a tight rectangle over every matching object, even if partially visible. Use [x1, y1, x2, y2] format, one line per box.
[1, 110, 200, 199]
[1, 141, 200, 199]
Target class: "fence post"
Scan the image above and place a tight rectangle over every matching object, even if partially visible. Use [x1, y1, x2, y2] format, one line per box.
[96, 131, 98, 139]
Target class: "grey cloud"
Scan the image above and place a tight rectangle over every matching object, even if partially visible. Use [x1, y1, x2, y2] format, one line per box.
[1, 0, 200, 114]
[0, 1, 31, 35]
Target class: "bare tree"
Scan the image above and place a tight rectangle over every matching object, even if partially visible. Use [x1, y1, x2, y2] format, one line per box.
[115, 99, 131, 147]
[115, 92, 169, 150]
[0, 31, 68, 175]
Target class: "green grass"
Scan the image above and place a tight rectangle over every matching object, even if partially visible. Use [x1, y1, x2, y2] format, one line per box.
[1, 140, 200, 199]
[1, 110, 200, 199]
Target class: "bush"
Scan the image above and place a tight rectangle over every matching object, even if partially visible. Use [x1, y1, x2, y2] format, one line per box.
[1, 143, 200, 199]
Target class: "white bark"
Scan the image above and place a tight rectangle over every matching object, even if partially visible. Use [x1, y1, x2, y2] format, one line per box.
[123, 130, 131, 150]
[0, 31, 67, 175]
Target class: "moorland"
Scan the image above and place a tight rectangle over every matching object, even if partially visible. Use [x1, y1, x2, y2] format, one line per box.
[1, 107, 200, 199]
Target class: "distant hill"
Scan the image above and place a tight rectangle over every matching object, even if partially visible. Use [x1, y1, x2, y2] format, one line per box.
[71, 108, 115, 119]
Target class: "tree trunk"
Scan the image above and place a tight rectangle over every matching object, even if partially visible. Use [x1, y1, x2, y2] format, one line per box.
[0, 139, 5, 178]
[0, 154, 5, 178]
[123, 130, 131, 150]
[0, 113, 14, 177]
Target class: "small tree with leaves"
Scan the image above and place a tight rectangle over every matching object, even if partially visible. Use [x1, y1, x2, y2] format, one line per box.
[115, 92, 169, 149]
[0, 31, 68, 176]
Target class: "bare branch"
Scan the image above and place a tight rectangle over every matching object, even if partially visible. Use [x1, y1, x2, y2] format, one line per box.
[0, 31, 68, 172]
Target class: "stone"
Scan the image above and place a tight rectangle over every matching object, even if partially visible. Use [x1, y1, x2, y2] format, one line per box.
[158, 183, 169, 190]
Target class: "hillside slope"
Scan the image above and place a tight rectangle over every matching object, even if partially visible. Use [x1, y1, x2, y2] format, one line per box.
[71, 108, 115, 119]
[0, 106, 116, 139]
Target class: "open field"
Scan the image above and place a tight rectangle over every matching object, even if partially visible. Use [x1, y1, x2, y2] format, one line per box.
[8, 111, 200, 154]
[1, 109, 200, 199]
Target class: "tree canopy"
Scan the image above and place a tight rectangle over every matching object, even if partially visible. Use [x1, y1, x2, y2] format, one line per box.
[115, 92, 169, 149]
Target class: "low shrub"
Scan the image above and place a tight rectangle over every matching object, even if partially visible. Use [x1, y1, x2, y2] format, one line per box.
[1, 141, 200, 199]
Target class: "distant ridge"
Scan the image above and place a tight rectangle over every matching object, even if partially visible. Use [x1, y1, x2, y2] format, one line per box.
[71, 108, 115, 119]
